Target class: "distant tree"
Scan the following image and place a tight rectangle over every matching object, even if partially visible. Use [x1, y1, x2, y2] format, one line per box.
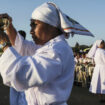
[79, 45, 89, 50]
[75, 42, 80, 49]
[72, 42, 80, 53]
[71, 41, 94, 54]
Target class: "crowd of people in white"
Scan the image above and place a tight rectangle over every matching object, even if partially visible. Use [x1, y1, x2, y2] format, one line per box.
[74, 52, 95, 87]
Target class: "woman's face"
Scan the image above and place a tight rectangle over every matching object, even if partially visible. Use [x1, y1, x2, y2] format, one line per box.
[30, 19, 62, 45]
[30, 19, 50, 45]
[99, 41, 105, 49]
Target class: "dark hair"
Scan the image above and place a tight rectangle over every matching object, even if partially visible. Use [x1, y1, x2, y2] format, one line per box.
[18, 30, 26, 39]
[101, 40, 105, 44]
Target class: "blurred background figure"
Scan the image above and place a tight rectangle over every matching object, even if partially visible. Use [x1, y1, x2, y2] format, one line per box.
[87, 40, 105, 103]
[18, 30, 26, 39]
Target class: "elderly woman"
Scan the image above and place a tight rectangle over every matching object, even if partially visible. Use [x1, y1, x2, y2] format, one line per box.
[87, 40, 105, 102]
[0, 2, 74, 105]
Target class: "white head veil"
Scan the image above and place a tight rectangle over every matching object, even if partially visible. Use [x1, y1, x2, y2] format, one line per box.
[31, 2, 73, 38]
[87, 40, 103, 58]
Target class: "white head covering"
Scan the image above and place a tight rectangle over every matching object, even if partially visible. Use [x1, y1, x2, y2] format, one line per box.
[32, 2, 59, 27]
[31, 2, 74, 38]
[87, 40, 103, 58]
[32, 2, 94, 38]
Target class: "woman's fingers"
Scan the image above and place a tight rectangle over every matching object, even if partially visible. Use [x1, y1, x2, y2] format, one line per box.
[0, 13, 12, 23]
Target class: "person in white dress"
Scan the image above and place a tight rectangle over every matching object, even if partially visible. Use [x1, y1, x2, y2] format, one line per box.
[87, 39, 105, 102]
[0, 2, 75, 105]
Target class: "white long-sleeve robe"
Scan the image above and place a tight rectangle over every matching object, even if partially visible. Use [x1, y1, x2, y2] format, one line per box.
[0, 34, 74, 105]
[10, 34, 39, 105]
[89, 48, 105, 94]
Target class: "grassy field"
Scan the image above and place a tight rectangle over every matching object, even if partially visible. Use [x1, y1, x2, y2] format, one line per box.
[0, 77, 104, 105]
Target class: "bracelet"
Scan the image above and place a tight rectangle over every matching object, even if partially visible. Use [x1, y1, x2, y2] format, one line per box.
[1, 42, 11, 49]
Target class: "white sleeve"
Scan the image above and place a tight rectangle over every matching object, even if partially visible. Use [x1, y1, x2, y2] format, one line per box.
[0, 47, 62, 91]
[101, 50, 105, 64]
[13, 33, 37, 55]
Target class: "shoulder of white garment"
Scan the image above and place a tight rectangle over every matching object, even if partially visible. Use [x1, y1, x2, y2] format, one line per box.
[94, 48, 105, 58]
[97, 48, 105, 53]
[36, 35, 71, 54]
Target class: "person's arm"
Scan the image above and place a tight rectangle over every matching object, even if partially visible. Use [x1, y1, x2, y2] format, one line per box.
[0, 47, 62, 91]
[0, 14, 37, 55]
[0, 13, 17, 45]
[6, 22, 17, 46]
[14, 33, 38, 56]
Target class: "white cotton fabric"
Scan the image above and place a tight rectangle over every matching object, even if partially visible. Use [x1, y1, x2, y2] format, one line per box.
[32, 2, 94, 37]
[14, 33, 40, 56]
[32, 2, 60, 28]
[32, 2, 71, 33]
[10, 88, 27, 105]
[89, 48, 105, 94]
[10, 33, 40, 105]
[0, 34, 75, 105]
[87, 40, 102, 58]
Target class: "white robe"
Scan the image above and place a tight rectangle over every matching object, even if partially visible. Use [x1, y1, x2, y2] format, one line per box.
[10, 34, 39, 105]
[89, 48, 105, 94]
[10, 88, 27, 105]
[0, 34, 75, 105]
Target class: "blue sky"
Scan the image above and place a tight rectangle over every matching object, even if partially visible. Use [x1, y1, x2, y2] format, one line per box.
[0, 0, 105, 47]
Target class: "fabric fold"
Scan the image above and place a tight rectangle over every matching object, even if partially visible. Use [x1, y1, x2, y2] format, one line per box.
[32, 2, 94, 37]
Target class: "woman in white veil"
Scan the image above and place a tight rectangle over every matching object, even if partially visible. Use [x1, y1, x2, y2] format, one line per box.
[87, 39, 105, 102]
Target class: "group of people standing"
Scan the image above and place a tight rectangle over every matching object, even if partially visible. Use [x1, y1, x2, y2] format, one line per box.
[0, 2, 105, 105]
[74, 52, 95, 87]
